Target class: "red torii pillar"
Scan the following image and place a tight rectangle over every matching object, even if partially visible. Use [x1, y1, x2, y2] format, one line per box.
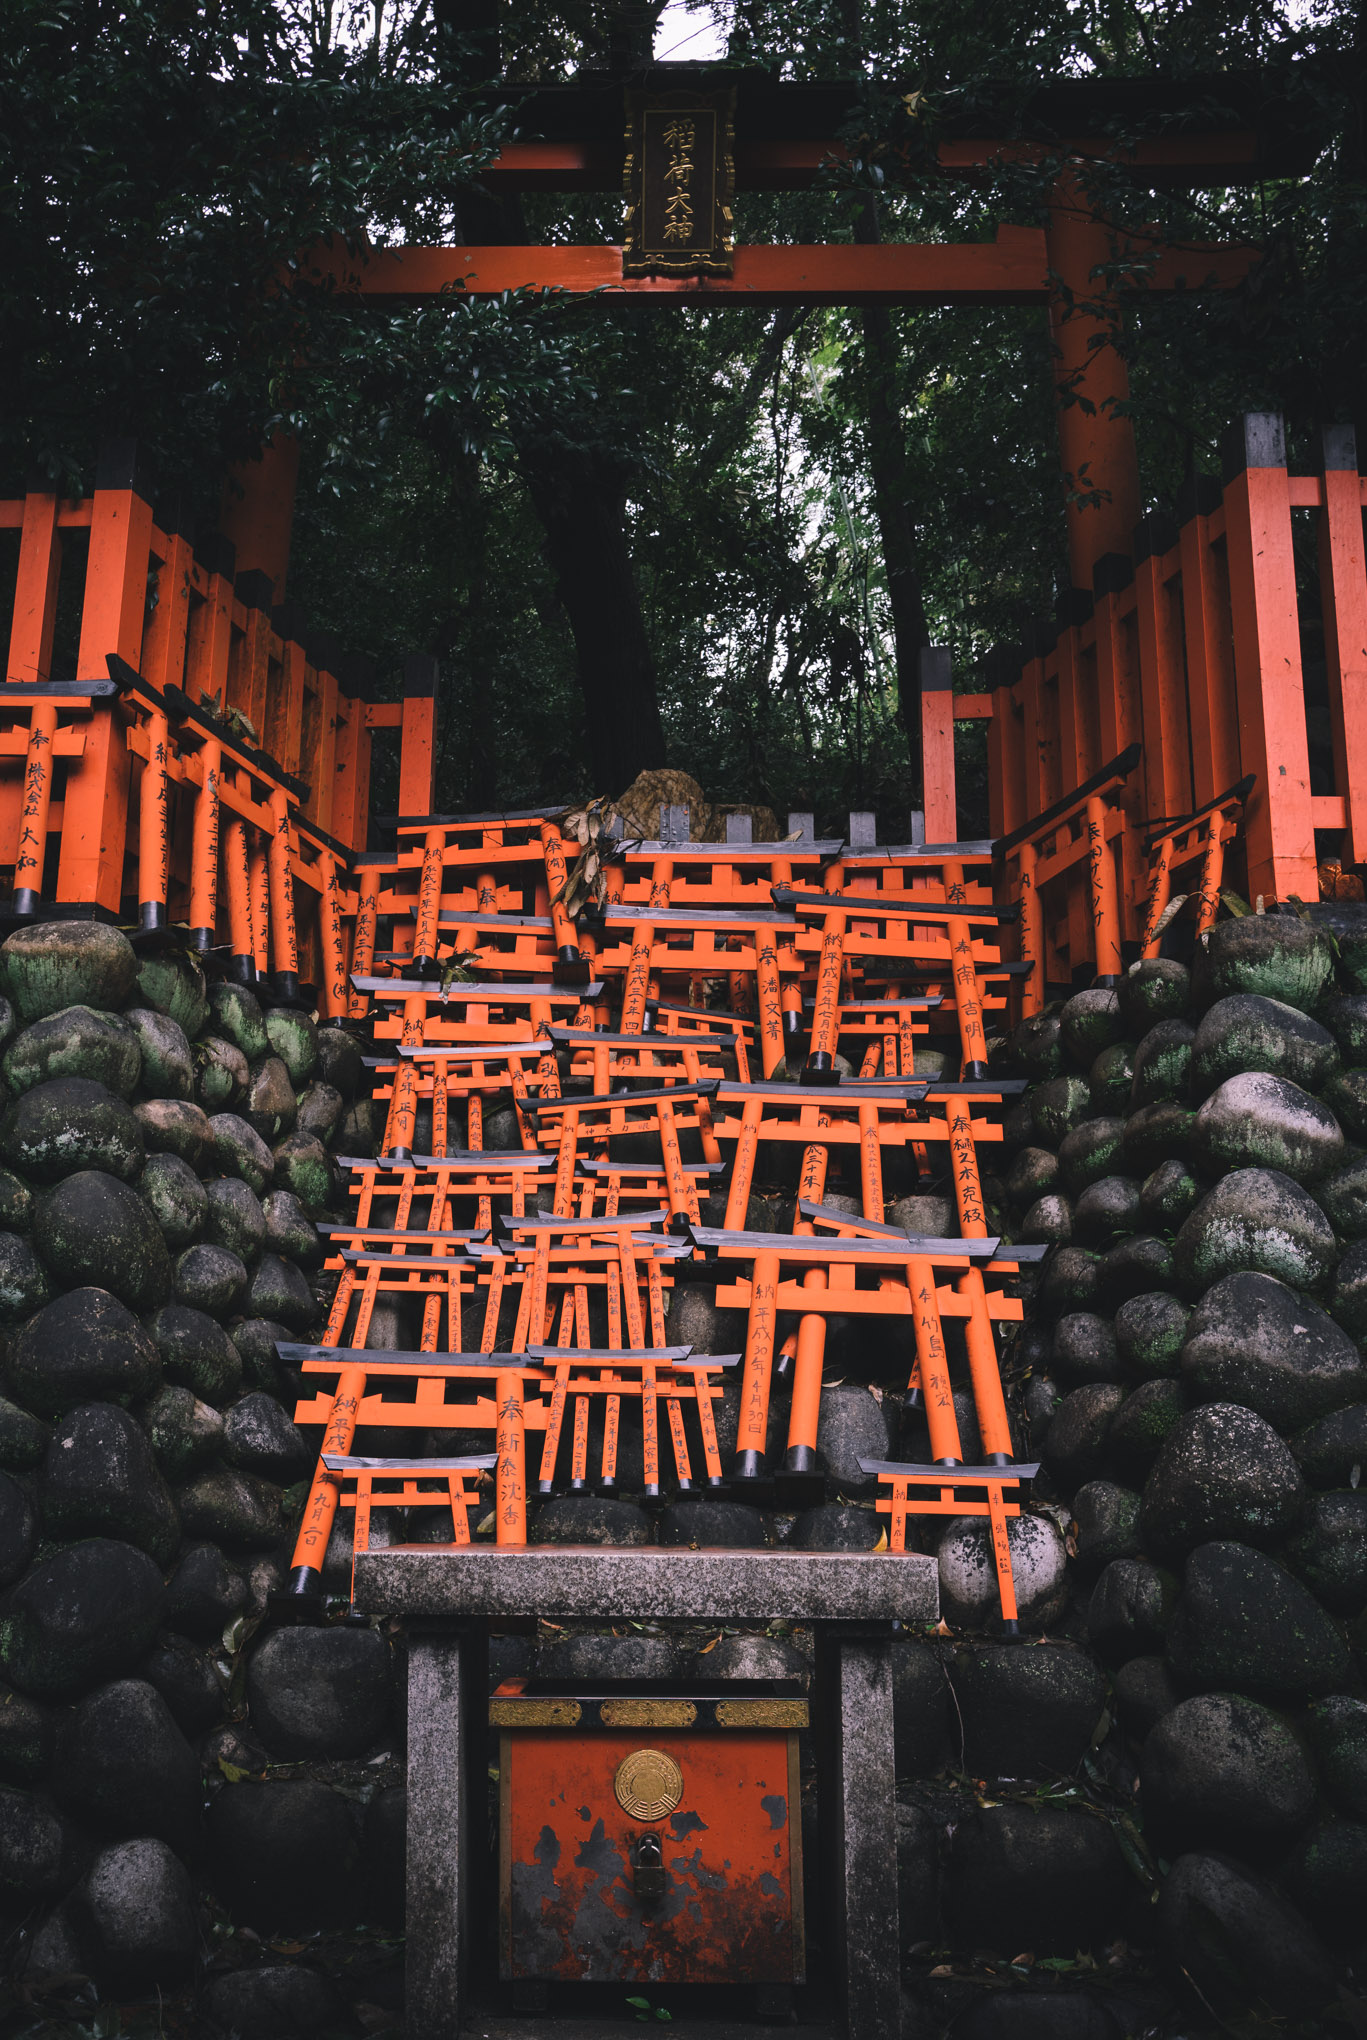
[220, 431, 301, 605]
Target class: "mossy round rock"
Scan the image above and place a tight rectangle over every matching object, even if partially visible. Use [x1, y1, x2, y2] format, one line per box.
[1020, 1193, 1072, 1245]
[123, 1010, 192, 1102]
[0, 922, 136, 1025]
[1317, 1155, 1367, 1242]
[314, 1028, 363, 1100]
[136, 1154, 206, 1249]
[1140, 1692, 1316, 1858]
[264, 1008, 318, 1089]
[1180, 1271, 1367, 1430]
[133, 1100, 212, 1173]
[0, 1078, 144, 1184]
[0, 1235, 49, 1324]
[1121, 1102, 1196, 1176]
[140, 1383, 225, 1482]
[208, 1114, 273, 1196]
[1109, 1380, 1187, 1486]
[1282, 1491, 1367, 1615]
[3, 1007, 141, 1100]
[1087, 1040, 1136, 1114]
[204, 1178, 266, 1262]
[38, 1403, 179, 1564]
[1174, 1167, 1338, 1294]
[272, 1131, 332, 1211]
[1115, 1290, 1189, 1379]
[1139, 1158, 1202, 1231]
[0, 1537, 165, 1699]
[1165, 1539, 1350, 1699]
[1130, 1020, 1195, 1110]
[34, 1170, 173, 1311]
[1291, 1402, 1367, 1488]
[1193, 913, 1335, 1011]
[1072, 1175, 1141, 1246]
[1192, 1072, 1344, 1183]
[5, 1288, 160, 1417]
[207, 983, 269, 1063]
[1118, 958, 1192, 1031]
[1006, 1148, 1059, 1207]
[195, 1036, 248, 1112]
[133, 947, 207, 1038]
[1032, 1075, 1096, 1146]
[245, 1056, 296, 1142]
[173, 1243, 247, 1317]
[1059, 988, 1124, 1068]
[1010, 1012, 1066, 1080]
[1140, 1403, 1306, 1561]
[1058, 1118, 1126, 1193]
[145, 1305, 243, 1405]
[1191, 994, 1339, 1100]
[175, 1468, 283, 1551]
[1323, 1068, 1367, 1143]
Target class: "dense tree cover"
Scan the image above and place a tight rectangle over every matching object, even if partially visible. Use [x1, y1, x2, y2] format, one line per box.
[2, 0, 1363, 828]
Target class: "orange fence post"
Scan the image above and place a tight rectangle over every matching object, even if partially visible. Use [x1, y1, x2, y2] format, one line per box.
[1086, 791, 1123, 982]
[223, 815, 254, 982]
[188, 738, 222, 954]
[58, 441, 154, 912]
[1222, 413, 1317, 904]
[734, 1248, 780, 1480]
[7, 487, 62, 913]
[919, 646, 957, 843]
[398, 654, 439, 820]
[1319, 424, 1367, 869]
[267, 784, 300, 1002]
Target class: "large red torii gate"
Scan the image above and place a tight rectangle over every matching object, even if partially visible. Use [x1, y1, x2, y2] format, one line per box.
[227, 66, 1302, 602]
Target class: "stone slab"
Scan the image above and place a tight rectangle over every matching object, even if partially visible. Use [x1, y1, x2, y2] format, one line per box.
[355, 1545, 938, 1624]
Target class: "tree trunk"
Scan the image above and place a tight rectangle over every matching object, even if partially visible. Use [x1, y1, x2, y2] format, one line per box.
[520, 446, 667, 791]
[853, 195, 932, 782]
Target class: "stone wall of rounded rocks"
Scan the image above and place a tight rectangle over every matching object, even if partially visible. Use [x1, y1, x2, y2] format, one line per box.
[0, 920, 398, 2034]
[923, 910, 1367, 2037]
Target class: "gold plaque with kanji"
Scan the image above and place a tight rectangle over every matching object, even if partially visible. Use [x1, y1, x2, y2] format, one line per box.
[624, 89, 735, 278]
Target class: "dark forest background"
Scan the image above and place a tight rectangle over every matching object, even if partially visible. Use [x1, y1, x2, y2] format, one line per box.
[2, 0, 1364, 834]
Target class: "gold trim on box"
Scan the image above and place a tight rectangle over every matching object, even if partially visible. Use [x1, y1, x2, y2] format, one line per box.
[715, 1699, 810, 1728]
[623, 87, 735, 279]
[614, 1746, 685, 1821]
[489, 1698, 582, 1727]
[600, 1698, 698, 1728]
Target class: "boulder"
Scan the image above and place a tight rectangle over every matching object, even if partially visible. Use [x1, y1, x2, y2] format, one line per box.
[659, 1498, 771, 1548]
[1, 1077, 144, 1183]
[1191, 994, 1339, 1100]
[1112, 1655, 1180, 1740]
[134, 947, 208, 1038]
[1180, 1271, 1367, 1431]
[788, 1503, 880, 1550]
[1050, 1313, 1124, 1385]
[0, 1232, 50, 1323]
[529, 1497, 652, 1547]
[207, 1780, 360, 1930]
[315, 1027, 363, 1099]
[132, 1098, 213, 1171]
[950, 1644, 1104, 1780]
[1166, 1540, 1350, 1699]
[1192, 914, 1335, 1011]
[1140, 1692, 1316, 1857]
[204, 1177, 266, 1262]
[1019, 1193, 1072, 1245]
[1088, 1040, 1137, 1114]
[1086, 1558, 1178, 1665]
[0, 1473, 35, 1590]
[945, 1804, 1128, 1955]
[34, 1170, 172, 1310]
[207, 1112, 274, 1195]
[538, 1632, 679, 1681]
[6, 1287, 160, 1417]
[245, 1253, 317, 1331]
[208, 981, 270, 1063]
[1059, 988, 1124, 1067]
[1107, 1382, 1185, 1487]
[1043, 1382, 1124, 1492]
[1174, 1167, 1337, 1296]
[1120, 1102, 1195, 1176]
[175, 1469, 284, 1551]
[0, 1168, 33, 1234]
[1114, 1291, 1188, 1379]
[246, 1055, 297, 1142]
[1323, 1068, 1367, 1143]
[265, 1007, 318, 1088]
[938, 1515, 1067, 1635]
[1070, 1177, 1142, 1247]
[1005, 1147, 1060, 1207]
[1140, 1404, 1305, 1561]
[0, 1680, 52, 1783]
[0, 1538, 164, 1698]
[1037, 1247, 1102, 1317]
[246, 1626, 393, 1760]
[1096, 1232, 1175, 1306]
[71, 1836, 199, 1986]
[1282, 1491, 1367, 1614]
[39, 1402, 179, 1562]
[200, 1966, 337, 2038]
[0, 1785, 73, 1903]
[1316, 1154, 1367, 1241]
[0, 921, 136, 1024]
[1291, 1402, 1367, 1488]
[146, 1304, 243, 1404]
[1156, 1852, 1336, 2018]
[196, 1035, 249, 1112]
[1192, 1072, 1344, 1182]
[232, 1317, 292, 1393]
[0, 1399, 49, 1472]
[263, 1189, 323, 1267]
[137, 1152, 207, 1247]
[1138, 1158, 1201, 1231]
[1283, 1813, 1367, 1951]
[224, 1392, 310, 1483]
[162, 1543, 247, 1643]
[1118, 958, 1191, 1031]
[140, 1384, 224, 1482]
[173, 1242, 247, 1316]
[123, 1008, 192, 1101]
[1011, 1012, 1066, 1080]
[3, 1005, 141, 1099]
[892, 1637, 953, 1776]
[1058, 1118, 1126, 1193]
[1325, 994, 1367, 1062]
[685, 1632, 809, 1684]
[1129, 1018, 1194, 1109]
[1071, 1480, 1142, 1573]
[53, 1678, 200, 1854]
[272, 1131, 332, 1211]
[810, 1385, 888, 1496]
[1031, 1075, 1095, 1146]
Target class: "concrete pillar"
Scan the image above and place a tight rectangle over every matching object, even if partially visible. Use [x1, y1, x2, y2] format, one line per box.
[406, 1625, 484, 2039]
[818, 1630, 900, 2039]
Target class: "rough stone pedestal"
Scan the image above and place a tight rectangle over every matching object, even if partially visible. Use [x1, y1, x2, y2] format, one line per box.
[355, 1545, 937, 2040]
